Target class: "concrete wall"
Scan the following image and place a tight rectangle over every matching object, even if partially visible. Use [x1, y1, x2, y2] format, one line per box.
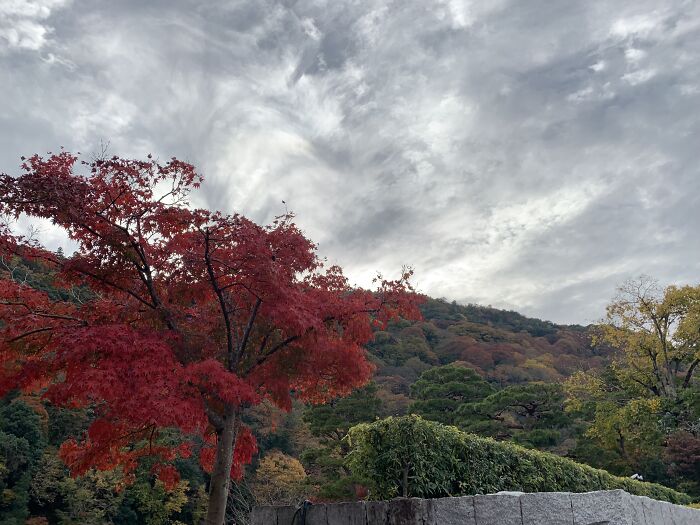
[250, 490, 700, 524]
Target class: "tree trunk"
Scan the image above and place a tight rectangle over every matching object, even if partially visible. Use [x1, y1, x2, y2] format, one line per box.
[616, 428, 628, 461]
[205, 409, 239, 525]
[402, 463, 409, 497]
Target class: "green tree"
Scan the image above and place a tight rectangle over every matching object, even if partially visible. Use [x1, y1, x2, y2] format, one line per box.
[0, 432, 33, 525]
[29, 451, 194, 525]
[301, 384, 381, 499]
[0, 400, 46, 525]
[597, 278, 700, 400]
[565, 278, 700, 490]
[119, 478, 190, 525]
[409, 364, 494, 425]
[586, 399, 664, 465]
[56, 469, 126, 525]
[304, 384, 381, 444]
[459, 382, 570, 448]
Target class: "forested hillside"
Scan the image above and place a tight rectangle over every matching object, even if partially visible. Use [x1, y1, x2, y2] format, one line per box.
[367, 298, 604, 417]
[1, 256, 698, 524]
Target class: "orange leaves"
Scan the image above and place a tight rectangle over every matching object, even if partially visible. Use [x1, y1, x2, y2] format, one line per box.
[199, 435, 217, 474]
[289, 338, 374, 405]
[58, 423, 139, 478]
[59, 417, 197, 489]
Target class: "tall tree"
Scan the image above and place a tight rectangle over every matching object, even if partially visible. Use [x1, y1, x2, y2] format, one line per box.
[597, 277, 700, 399]
[250, 451, 307, 506]
[0, 399, 45, 525]
[0, 152, 421, 524]
[566, 278, 700, 484]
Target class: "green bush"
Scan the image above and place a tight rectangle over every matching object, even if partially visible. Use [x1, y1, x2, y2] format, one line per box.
[345, 415, 692, 504]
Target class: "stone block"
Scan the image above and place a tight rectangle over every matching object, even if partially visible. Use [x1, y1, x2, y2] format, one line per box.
[640, 496, 664, 524]
[428, 495, 476, 525]
[676, 505, 700, 525]
[250, 505, 278, 525]
[249, 492, 700, 525]
[276, 505, 297, 525]
[571, 490, 636, 525]
[474, 493, 523, 525]
[326, 501, 366, 525]
[520, 492, 573, 525]
[660, 500, 683, 525]
[625, 494, 646, 525]
[366, 500, 389, 525]
[668, 506, 685, 525]
[665, 500, 700, 525]
[305, 504, 328, 525]
[387, 498, 430, 525]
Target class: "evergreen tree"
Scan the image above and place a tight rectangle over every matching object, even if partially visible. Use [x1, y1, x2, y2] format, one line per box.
[459, 382, 569, 448]
[409, 364, 494, 425]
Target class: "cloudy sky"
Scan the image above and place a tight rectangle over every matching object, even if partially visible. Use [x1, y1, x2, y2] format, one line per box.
[1, 0, 699, 324]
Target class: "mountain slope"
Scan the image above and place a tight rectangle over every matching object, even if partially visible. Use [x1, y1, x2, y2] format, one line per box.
[367, 298, 610, 415]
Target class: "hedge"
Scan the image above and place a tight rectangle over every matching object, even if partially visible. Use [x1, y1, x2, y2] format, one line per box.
[345, 415, 692, 504]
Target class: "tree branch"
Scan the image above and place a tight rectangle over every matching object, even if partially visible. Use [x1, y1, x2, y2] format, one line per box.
[683, 359, 700, 389]
[203, 229, 235, 370]
[235, 298, 262, 369]
[8, 326, 55, 342]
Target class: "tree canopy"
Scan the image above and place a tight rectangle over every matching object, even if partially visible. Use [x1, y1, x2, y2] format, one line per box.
[0, 152, 421, 524]
[459, 382, 569, 449]
[565, 277, 700, 490]
[409, 364, 494, 425]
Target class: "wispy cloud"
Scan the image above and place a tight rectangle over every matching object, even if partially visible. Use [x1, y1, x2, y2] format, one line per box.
[0, 0, 71, 51]
[1, 0, 699, 323]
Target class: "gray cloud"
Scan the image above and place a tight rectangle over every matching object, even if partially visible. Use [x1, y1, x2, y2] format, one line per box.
[1, 0, 699, 324]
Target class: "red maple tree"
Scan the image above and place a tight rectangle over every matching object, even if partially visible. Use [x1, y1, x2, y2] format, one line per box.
[0, 152, 421, 524]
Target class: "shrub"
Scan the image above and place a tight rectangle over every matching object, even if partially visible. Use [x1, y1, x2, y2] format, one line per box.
[251, 451, 308, 506]
[345, 415, 691, 504]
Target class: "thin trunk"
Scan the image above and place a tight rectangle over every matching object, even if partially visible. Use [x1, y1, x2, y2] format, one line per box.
[683, 359, 700, 389]
[617, 428, 627, 461]
[205, 410, 239, 525]
[402, 463, 409, 497]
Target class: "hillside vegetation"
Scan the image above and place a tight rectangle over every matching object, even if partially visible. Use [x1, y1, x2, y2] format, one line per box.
[1, 258, 698, 524]
[367, 298, 605, 417]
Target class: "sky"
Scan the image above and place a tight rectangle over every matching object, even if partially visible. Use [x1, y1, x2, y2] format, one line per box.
[1, 0, 699, 325]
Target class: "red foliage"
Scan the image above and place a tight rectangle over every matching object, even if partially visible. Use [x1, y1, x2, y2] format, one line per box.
[664, 431, 700, 479]
[0, 152, 422, 488]
[151, 464, 181, 490]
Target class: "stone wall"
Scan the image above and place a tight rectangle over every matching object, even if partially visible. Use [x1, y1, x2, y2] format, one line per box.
[250, 489, 700, 524]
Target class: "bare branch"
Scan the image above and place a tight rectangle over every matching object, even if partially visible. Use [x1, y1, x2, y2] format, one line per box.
[203, 228, 235, 369]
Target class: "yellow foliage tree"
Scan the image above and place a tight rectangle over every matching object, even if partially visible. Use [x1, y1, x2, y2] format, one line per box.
[251, 451, 307, 506]
[597, 277, 700, 399]
[565, 277, 700, 474]
[585, 398, 663, 462]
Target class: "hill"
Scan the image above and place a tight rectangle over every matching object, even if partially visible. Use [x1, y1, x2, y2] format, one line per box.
[367, 298, 609, 416]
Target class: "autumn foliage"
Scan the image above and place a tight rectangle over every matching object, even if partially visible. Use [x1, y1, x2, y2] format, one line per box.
[0, 152, 421, 498]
